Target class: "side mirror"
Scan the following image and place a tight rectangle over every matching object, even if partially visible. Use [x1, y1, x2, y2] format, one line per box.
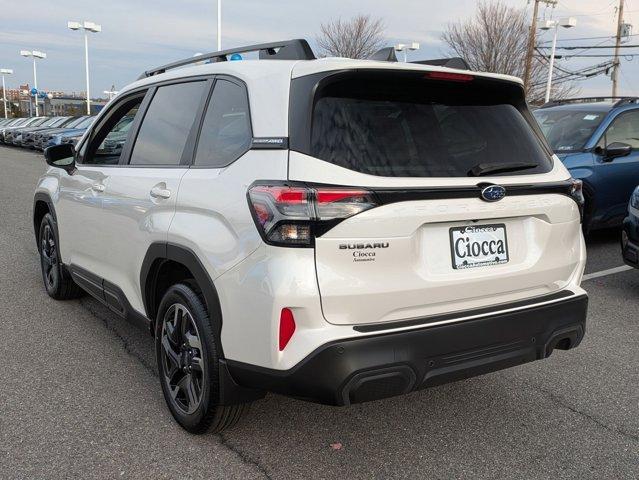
[44, 144, 76, 173]
[599, 142, 632, 161]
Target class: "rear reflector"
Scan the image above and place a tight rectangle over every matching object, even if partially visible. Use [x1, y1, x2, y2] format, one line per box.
[279, 308, 296, 351]
[425, 71, 474, 82]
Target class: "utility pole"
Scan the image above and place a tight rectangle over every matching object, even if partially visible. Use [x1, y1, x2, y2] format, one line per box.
[612, 0, 625, 97]
[524, 0, 558, 96]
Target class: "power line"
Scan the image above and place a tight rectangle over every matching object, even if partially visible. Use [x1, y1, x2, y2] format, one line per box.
[540, 34, 638, 44]
[536, 53, 637, 57]
[549, 44, 639, 49]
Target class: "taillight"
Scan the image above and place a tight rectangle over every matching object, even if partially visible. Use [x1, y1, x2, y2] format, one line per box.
[248, 184, 378, 246]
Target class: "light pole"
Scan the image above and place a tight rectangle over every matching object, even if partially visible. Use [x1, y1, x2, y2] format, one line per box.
[394, 42, 420, 62]
[0, 68, 13, 119]
[541, 17, 577, 103]
[68, 21, 102, 115]
[217, 0, 222, 50]
[20, 50, 46, 116]
[103, 88, 119, 101]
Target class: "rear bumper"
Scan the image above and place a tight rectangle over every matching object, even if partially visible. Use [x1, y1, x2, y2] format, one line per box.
[227, 293, 588, 406]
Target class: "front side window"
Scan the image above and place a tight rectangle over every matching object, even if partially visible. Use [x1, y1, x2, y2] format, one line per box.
[83, 95, 144, 165]
[194, 79, 252, 167]
[129, 81, 206, 166]
[598, 111, 639, 149]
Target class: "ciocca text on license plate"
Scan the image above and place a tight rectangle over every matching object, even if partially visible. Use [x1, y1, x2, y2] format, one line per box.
[450, 224, 509, 269]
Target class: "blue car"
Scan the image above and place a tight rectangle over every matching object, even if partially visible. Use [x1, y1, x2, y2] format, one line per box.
[534, 97, 639, 233]
[39, 116, 95, 150]
[622, 186, 639, 267]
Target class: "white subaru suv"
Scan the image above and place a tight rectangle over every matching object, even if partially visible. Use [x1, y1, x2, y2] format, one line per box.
[34, 40, 588, 433]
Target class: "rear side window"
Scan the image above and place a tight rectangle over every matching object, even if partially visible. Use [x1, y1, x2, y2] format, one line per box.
[129, 81, 206, 166]
[194, 80, 252, 167]
[306, 73, 552, 177]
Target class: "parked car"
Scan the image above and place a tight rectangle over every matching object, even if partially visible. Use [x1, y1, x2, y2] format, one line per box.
[2, 117, 47, 144]
[622, 186, 639, 267]
[37, 116, 94, 150]
[95, 114, 135, 156]
[0, 117, 37, 142]
[35, 39, 588, 434]
[20, 116, 79, 148]
[533, 97, 639, 233]
[12, 116, 68, 146]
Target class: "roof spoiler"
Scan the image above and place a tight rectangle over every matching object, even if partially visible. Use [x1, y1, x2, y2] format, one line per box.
[367, 49, 470, 70]
[412, 57, 470, 70]
[138, 39, 316, 79]
[368, 47, 398, 62]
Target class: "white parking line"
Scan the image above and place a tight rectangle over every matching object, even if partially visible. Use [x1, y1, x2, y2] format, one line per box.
[582, 265, 634, 281]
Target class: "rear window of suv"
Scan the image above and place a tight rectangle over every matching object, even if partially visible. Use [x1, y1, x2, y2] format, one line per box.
[305, 71, 552, 177]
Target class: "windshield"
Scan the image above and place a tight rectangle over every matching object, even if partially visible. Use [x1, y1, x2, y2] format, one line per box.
[10, 118, 30, 127]
[49, 117, 71, 127]
[24, 118, 47, 127]
[533, 109, 606, 152]
[63, 117, 86, 129]
[309, 73, 552, 177]
[74, 116, 94, 129]
[39, 118, 60, 127]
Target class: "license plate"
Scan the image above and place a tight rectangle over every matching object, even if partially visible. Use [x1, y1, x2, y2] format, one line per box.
[449, 224, 509, 270]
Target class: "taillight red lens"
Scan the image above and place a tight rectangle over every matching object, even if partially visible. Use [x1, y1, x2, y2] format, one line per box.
[279, 308, 296, 351]
[315, 189, 368, 204]
[248, 184, 378, 247]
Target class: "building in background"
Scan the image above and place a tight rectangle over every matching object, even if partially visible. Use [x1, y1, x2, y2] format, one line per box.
[2, 84, 108, 117]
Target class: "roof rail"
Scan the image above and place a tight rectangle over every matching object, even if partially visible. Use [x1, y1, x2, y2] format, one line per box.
[540, 96, 639, 109]
[412, 57, 470, 70]
[613, 97, 639, 107]
[138, 39, 316, 79]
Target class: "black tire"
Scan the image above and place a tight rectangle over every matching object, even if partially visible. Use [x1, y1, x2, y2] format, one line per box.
[155, 283, 248, 434]
[38, 213, 83, 300]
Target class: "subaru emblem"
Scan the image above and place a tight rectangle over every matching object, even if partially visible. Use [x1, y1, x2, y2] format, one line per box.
[480, 185, 506, 202]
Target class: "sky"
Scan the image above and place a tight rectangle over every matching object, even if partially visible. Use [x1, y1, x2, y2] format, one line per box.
[0, 0, 637, 98]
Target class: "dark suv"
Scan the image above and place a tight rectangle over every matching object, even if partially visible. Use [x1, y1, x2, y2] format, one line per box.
[534, 97, 639, 233]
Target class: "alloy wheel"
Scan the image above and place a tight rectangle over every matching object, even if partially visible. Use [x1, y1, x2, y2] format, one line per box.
[160, 304, 205, 415]
[40, 224, 59, 291]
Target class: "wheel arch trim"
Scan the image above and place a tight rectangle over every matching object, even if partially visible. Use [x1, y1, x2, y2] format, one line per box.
[140, 242, 224, 343]
[33, 191, 59, 254]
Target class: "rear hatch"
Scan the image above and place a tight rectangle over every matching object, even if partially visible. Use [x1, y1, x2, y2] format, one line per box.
[288, 67, 584, 326]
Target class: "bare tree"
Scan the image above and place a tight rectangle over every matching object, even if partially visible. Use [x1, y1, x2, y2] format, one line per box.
[317, 15, 385, 59]
[441, 0, 578, 104]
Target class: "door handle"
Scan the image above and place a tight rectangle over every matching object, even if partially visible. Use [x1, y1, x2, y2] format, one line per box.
[150, 185, 171, 199]
[91, 183, 105, 193]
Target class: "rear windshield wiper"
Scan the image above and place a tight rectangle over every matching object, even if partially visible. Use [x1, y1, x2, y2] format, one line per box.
[468, 162, 539, 177]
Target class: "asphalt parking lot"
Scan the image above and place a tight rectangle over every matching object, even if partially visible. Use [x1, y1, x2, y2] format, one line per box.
[0, 146, 637, 480]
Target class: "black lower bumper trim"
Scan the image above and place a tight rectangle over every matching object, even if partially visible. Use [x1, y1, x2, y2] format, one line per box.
[227, 294, 588, 406]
